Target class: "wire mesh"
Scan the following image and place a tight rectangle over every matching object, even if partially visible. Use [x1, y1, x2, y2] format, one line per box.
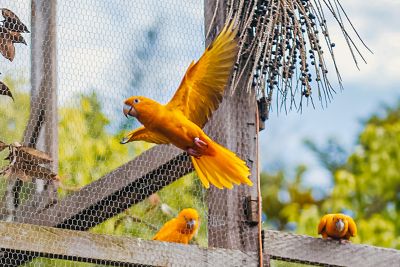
[0, 0, 248, 266]
[0, 1, 389, 267]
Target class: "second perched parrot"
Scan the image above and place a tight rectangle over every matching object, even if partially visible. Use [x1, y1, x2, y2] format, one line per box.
[153, 208, 199, 244]
[122, 22, 252, 189]
[318, 213, 357, 243]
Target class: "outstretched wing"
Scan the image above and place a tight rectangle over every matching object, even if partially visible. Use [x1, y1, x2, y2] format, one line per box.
[166, 22, 238, 128]
[121, 126, 169, 144]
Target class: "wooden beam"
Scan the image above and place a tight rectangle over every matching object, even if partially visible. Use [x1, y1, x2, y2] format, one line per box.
[3, 145, 191, 266]
[15, 145, 192, 229]
[264, 230, 400, 267]
[205, 0, 261, 256]
[0, 221, 258, 266]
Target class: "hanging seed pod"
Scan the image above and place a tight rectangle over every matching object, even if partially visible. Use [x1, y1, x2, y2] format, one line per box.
[228, 0, 370, 113]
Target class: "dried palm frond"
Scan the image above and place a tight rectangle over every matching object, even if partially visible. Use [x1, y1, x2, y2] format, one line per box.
[0, 8, 29, 62]
[0, 140, 7, 152]
[222, 0, 371, 114]
[1, 161, 59, 182]
[0, 81, 13, 100]
[10, 142, 53, 164]
[1, 8, 30, 33]
[0, 141, 58, 182]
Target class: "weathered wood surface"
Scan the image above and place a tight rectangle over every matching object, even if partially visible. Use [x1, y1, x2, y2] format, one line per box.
[15, 145, 192, 229]
[264, 230, 400, 267]
[0, 221, 258, 266]
[205, 0, 261, 256]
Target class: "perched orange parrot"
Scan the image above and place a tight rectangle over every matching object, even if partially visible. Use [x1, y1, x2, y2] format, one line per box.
[318, 213, 357, 243]
[153, 208, 199, 244]
[121, 22, 252, 189]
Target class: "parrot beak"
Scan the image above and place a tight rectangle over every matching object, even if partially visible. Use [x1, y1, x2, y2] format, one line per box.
[186, 219, 196, 230]
[123, 104, 137, 118]
[336, 219, 345, 232]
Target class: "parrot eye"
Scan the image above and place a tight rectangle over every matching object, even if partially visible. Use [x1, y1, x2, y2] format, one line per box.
[133, 98, 140, 104]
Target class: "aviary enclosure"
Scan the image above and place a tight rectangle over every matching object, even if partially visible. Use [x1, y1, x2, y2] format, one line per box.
[0, 0, 399, 266]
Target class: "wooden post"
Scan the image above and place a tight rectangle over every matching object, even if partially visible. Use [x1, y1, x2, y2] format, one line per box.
[0, 0, 58, 221]
[204, 0, 261, 260]
[28, 0, 58, 170]
[27, 0, 58, 204]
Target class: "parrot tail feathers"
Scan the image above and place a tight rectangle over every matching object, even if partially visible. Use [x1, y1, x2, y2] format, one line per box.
[191, 142, 252, 189]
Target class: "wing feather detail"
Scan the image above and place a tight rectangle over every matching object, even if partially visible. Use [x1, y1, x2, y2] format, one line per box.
[166, 22, 238, 128]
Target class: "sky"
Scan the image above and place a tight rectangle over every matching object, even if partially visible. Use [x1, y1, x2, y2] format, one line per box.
[260, 0, 400, 189]
[2, 0, 400, 190]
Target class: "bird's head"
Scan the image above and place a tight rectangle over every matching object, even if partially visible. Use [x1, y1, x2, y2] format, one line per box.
[123, 96, 160, 120]
[176, 208, 200, 233]
[333, 216, 346, 232]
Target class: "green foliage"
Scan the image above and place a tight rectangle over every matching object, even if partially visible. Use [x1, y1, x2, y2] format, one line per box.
[91, 173, 207, 247]
[58, 92, 134, 196]
[262, 103, 400, 249]
[261, 166, 321, 236]
[0, 76, 30, 145]
[57, 92, 207, 246]
[1, 88, 206, 266]
[0, 76, 30, 198]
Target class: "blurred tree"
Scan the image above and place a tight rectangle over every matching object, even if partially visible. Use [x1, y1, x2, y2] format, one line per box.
[58, 92, 133, 196]
[304, 138, 348, 173]
[261, 166, 322, 232]
[0, 76, 30, 146]
[0, 76, 30, 202]
[262, 103, 400, 249]
[0, 88, 206, 266]
[58, 92, 207, 246]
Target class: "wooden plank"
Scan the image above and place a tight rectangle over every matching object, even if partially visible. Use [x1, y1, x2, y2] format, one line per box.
[264, 230, 400, 267]
[0, 221, 258, 266]
[15, 145, 192, 229]
[205, 0, 261, 256]
[4, 145, 191, 266]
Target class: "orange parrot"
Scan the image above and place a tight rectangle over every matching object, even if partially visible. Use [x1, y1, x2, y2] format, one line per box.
[318, 213, 357, 243]
[121, 22, 252, 189]
[153, 208, 199, 244]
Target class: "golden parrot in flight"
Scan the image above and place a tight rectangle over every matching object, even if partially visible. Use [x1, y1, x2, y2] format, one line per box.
[318, 213, 357, 243]
[121, 22, 252, 189]
[153, 208, 200, 244]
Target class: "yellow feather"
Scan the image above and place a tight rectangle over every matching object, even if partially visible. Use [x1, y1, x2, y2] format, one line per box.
[166, 21, 238, 128]
[191, 157, 210, 189]
[122, 22, 251, 190]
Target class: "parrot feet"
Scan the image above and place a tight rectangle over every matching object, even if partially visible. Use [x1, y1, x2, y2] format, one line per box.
[339, 239, 351, 244]
[186, 137, 208, 158]
[187, 148, 202, 158]
[194, 137, 208, 149]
